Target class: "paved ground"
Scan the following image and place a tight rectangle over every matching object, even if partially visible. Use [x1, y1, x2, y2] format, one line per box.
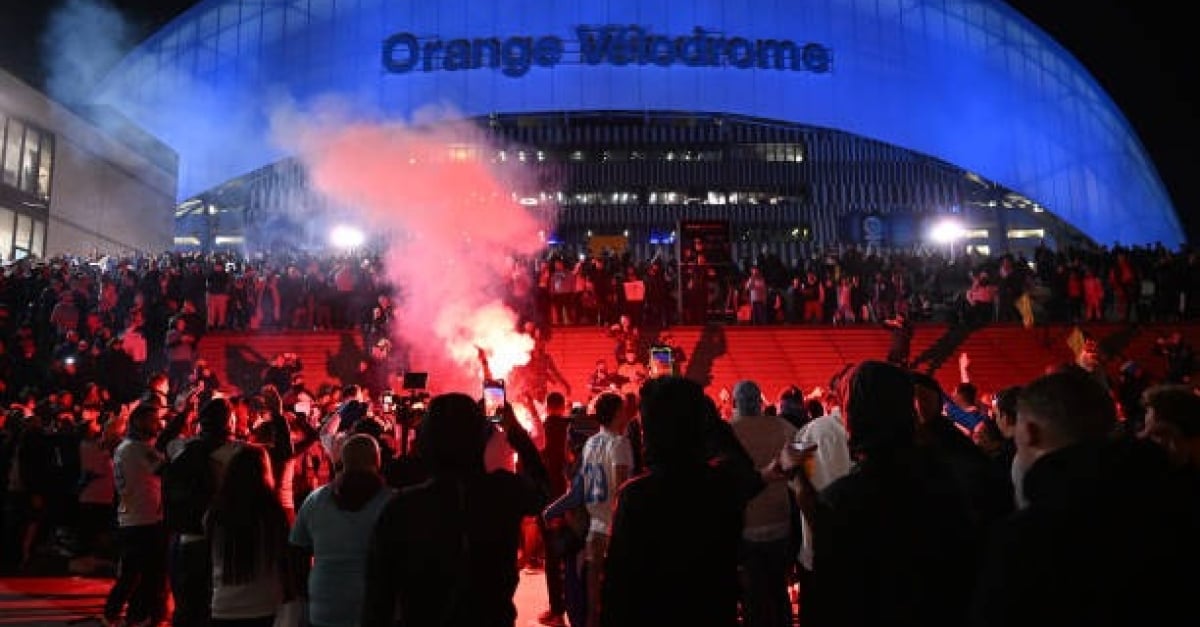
[0, 569, 554, 626]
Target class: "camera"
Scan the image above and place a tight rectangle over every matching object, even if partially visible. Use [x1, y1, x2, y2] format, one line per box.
[381, 390, 396, 414]
[391, 372, 430, 426]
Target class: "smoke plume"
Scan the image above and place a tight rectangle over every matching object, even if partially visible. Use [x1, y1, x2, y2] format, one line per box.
[40, 0, 135, 106]
[276, 107, 555, 394]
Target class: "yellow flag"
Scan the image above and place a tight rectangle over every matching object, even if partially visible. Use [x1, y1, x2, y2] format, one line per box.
[1017, 293, 1035, 329]
[1066, 325, 1085, 357]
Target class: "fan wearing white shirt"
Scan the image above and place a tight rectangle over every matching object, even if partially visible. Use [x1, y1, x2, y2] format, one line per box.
[580, 393, 631, 627]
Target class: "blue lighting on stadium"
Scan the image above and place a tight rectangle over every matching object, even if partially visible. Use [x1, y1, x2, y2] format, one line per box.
[91, 0, 1182, 247]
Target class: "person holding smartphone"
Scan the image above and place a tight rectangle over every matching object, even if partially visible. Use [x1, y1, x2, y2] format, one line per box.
[481, 380, 517, 474]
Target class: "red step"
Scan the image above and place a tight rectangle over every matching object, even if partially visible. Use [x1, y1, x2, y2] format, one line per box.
[196, 322, 1200, 404]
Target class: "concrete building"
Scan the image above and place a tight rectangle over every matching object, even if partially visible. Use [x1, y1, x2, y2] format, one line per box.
[0, 69, 176, 259]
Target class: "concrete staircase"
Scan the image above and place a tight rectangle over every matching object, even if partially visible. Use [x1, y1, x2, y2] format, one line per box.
[195, 322, 1200, 402]
[195, 330, 366, 395]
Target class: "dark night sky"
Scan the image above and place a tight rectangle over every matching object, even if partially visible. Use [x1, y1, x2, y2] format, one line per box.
[1, 1, 1196, 244]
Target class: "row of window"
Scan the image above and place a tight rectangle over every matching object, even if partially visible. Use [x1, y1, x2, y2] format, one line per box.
[455, 143, 806, 165]
[0, 206, 46, 261]
[0, 114, 54, 201]
[513, 190, 805, 206]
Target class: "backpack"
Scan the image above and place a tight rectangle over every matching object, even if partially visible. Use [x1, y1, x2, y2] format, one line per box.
[161, 438, 220, 534]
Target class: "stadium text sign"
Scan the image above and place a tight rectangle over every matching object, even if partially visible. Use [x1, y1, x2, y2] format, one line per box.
[382, 26, 832, 78]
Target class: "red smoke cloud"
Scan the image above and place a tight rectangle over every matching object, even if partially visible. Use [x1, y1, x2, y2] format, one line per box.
[279, 113, 555, 394]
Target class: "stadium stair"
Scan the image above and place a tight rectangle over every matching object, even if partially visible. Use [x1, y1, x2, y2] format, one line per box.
[196, 322, 1200, 403]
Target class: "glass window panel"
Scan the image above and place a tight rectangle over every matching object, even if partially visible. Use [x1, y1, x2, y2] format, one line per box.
[32, 219, 44, 258]
[21, 127, 40, 194]
[3, 119, 23, 187]
[37, 133, 53, 199]
[0, 208, 13, 261]
[15, 214, 32, 253]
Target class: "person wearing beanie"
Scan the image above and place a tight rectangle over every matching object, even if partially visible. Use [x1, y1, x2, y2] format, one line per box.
[730, 379, 797, 627]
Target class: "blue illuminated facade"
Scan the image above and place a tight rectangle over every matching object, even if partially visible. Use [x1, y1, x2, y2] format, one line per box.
[92, 0, 1183, 247]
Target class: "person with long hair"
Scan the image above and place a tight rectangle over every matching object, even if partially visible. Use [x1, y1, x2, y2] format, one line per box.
[205, 445, 291, 626]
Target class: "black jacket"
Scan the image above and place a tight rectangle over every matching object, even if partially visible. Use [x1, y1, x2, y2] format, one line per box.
[601, 461, 746, 627]
[809, 447, 977, 627]
[971, 438, 1200, 627]
[361, 422, 547, 627]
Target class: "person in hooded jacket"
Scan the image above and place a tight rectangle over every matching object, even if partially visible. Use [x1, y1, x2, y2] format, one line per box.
[290, 434, 393, 627]
[783, 361, 977, 627]
[600, 376, 761, 627]
[360, 394, 547, 627]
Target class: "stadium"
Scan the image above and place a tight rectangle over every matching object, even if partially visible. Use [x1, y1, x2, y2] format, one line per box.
[86, 0, 1184, 261]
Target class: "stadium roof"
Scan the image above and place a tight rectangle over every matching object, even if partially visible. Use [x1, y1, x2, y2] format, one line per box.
[92, 0, 1184, 246]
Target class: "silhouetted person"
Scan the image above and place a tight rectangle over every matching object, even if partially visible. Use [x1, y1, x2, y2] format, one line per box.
[972, 369, 1200, 627]
[361, 394, 547, 627]
[784, 361, 977, 627]
[601, 377, 753, 627]
[881, 310, 913, 367]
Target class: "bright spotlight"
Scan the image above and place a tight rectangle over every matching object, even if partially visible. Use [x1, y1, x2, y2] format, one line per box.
[929, 220, 965, 244]
[330, 225, 365, 249]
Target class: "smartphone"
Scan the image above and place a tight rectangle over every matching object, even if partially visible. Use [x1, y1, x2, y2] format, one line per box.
[649, 346, 673, 377]
[483, 379, 506, 420]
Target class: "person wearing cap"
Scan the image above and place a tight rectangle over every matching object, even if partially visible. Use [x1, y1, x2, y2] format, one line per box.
[730, 380, 797, 627]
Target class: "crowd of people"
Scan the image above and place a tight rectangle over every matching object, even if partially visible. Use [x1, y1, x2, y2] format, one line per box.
[526, 240, 1200, 329]
[0, 242, 1198, 627]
